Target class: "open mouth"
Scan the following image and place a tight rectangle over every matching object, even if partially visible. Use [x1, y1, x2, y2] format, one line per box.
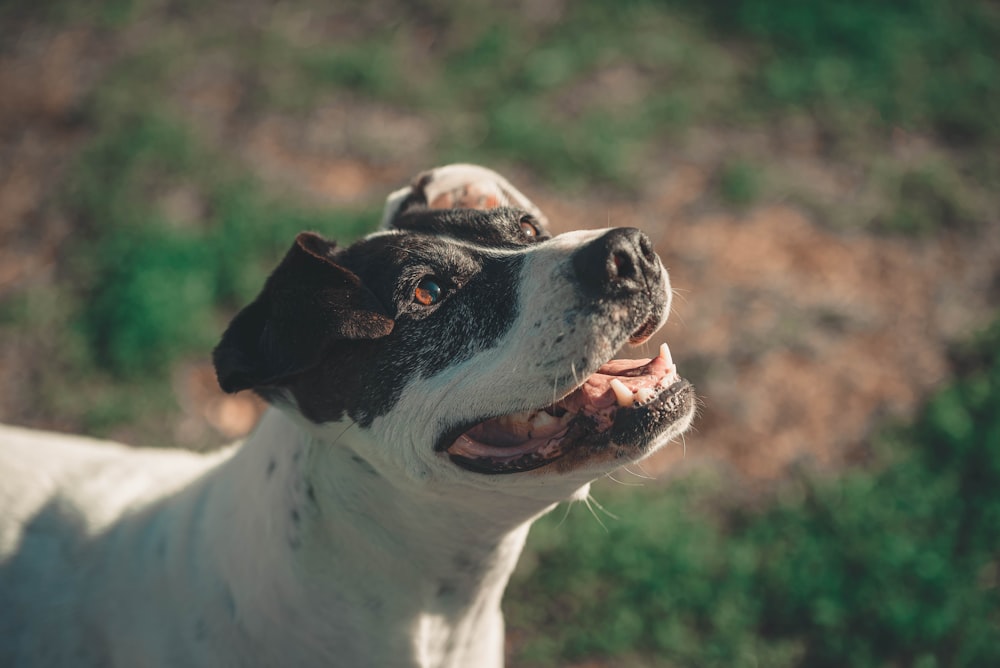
[443, 342, 691, 474]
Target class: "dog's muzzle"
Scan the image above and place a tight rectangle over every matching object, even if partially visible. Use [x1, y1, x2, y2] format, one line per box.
[441, 227, 695, 475]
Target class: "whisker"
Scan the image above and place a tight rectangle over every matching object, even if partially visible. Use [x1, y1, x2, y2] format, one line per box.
[331, 421, 358, 448]
[554, 500, 574, 528]
[588, 494, 620, 521]
[634, 460, 654, 477]
[605, 472, 643, 487]
[622, 465, 655, 481]
[582, 495, 609, 532]
[670, 287, 691, 304]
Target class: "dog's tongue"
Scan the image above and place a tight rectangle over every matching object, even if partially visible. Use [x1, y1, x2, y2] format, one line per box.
[563, 342, 677, 412]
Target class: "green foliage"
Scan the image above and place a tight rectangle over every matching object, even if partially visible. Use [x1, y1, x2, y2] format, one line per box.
[717, 159, 762, 208]
[0, 0, 138, 27]
[59, 115, 372, 382]
[0, 109, 374, 434]
[876, 162, 979, 236]
[298, 40, 403, 99]
[509, 322, 1000, 666]
[679, 0, 1000, 143]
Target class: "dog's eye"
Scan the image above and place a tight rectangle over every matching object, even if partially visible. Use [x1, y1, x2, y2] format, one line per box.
[414, 277, 443, 306]
[519, 216, 539, 238]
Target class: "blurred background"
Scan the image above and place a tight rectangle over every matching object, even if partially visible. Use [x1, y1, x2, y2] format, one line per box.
[1, 0, 998, 665]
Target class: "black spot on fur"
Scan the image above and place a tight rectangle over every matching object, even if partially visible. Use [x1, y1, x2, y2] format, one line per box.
[436, 580, 457, 599]
[453, 552, 476, 574]
[266, 459, 276, 478]
[194, 618, 208, 642]
[222, 584, 236, 619]
[350, 453, 379, 476]
[290, 508, 300, 524]
[365, 596, 384, 616]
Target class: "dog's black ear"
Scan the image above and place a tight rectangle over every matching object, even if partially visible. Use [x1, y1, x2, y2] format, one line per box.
[213, 232, 394, 393]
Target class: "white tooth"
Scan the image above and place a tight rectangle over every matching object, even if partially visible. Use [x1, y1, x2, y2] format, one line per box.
[530, 411, 561, 437]
[657, 373, 672, 389]
[609, 378, 635, 407]
[636, 387, 656, 404]
[659, 342, 674, 368]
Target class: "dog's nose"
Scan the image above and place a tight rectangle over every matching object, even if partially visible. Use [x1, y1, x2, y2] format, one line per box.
[572, 227, 660, 298]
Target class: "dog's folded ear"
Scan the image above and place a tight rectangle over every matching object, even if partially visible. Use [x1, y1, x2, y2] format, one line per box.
[213, 232, 394, 394]
[381, 163, 549, 230]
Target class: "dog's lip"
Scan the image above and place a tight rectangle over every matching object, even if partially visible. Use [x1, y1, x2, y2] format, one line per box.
[628, 314, 660, 345]
[440, 343, 683, 473]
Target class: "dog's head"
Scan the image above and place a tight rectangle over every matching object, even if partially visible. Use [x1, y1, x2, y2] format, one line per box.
[214, 164, 695, 497]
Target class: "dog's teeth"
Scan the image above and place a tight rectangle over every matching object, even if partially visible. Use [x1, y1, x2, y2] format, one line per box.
[530, 410, 562, 436]
[609, 378, 635, 407]
[636, 387, 656, 404]
[659, 342, 673, 368]
[532, 410, 558, 427]
[495, 413, 533, 439]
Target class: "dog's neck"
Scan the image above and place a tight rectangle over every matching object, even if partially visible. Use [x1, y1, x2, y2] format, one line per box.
[198, 407, 559, 668]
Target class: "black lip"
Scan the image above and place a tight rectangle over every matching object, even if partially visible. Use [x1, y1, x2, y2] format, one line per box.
[447, 452, 554, 474]
[444, 378, 695, 475]
[606, 379, 694, 449]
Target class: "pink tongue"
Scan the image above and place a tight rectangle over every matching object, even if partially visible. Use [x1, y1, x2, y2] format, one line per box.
[566, 355, 671, 411]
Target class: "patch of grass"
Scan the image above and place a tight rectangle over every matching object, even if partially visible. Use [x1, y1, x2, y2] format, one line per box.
[876, 162, 980, 236]
[0, 0, 138, 27]
[62, 114, 373, 379]
[3, 97, 374, 435]
[717, 159, 763, 208]
[677, 0, 1000, 144]
[508, 321, 1000, 666]
[296, 38, 405, 100]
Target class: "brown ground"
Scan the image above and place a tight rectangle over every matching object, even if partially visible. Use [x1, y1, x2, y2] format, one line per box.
[2, 25, 998, 480]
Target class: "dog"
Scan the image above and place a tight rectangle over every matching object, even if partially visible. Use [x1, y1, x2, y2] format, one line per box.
[0, 164, 696, 667]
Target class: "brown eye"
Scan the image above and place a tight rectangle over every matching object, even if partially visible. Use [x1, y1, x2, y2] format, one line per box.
[414, 277, 442, 306]
[519, 216, 539, 238]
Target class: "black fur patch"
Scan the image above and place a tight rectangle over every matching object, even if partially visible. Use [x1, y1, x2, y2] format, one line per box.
[287, 229, 524, 425]
[392, 207, 551, 247]
[215, 208, 533, 426]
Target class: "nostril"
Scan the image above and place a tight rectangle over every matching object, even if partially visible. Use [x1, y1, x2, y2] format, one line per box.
[572, 227, 655, 297]
[612, 249, 636, 281]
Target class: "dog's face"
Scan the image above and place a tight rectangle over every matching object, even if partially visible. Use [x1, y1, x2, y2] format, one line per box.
[214, 166, 695, 498]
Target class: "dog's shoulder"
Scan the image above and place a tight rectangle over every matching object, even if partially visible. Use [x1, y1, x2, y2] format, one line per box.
[0, 424, 229, 559]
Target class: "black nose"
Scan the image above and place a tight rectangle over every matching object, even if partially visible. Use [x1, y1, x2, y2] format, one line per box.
[572, 227, 660, 298]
